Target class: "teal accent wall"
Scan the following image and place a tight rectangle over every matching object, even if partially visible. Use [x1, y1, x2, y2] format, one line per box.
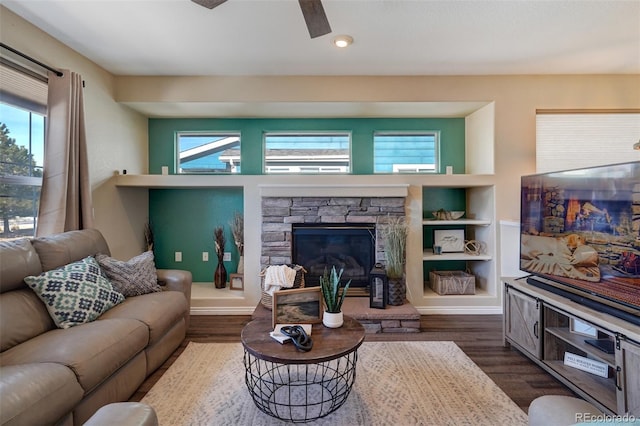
[149, 188, 243, 281]
[148, 117, 465, 282]
[422, 187, 468, 281]
[148, 118, 465, 175]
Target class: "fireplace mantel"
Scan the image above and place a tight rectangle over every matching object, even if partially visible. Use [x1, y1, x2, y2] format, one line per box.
[259, 184, 409, 198]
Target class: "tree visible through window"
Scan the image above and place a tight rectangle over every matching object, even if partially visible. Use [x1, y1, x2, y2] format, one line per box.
[0, 103, 45, 240]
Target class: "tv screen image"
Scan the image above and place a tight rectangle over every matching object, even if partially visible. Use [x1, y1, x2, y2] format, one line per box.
[520, 161, 640, 322]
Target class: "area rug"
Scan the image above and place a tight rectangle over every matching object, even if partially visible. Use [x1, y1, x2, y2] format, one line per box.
[141, 341, 527, 425]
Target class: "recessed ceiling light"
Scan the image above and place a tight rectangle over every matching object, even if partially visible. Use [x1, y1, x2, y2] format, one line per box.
[333, 35, 353, 48]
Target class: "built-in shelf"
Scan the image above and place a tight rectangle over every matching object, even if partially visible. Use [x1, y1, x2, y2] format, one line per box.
[422, 219, 491, 226]
[423, 286, 492, 298]
[115, 173, 497, 189]
[423, 249, 491, 261]
[114, 174, 246, 188]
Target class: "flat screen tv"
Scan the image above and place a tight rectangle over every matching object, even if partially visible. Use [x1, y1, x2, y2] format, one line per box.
[520, 161, 640, 325]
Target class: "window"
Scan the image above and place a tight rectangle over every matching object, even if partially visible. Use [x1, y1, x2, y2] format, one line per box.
[263, 132, 350, 174]
[373, 132, 439, 173]
[536, 111, 640, 173]
[0, 61, 47, 241]
[177, 132, 240, 173]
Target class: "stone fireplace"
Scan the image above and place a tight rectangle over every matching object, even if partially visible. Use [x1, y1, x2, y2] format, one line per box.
[261, 195, 406, 295]
[292, 223, 375, 291]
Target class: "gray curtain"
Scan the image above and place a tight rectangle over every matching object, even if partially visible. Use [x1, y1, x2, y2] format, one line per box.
[36, 70, 94, 236]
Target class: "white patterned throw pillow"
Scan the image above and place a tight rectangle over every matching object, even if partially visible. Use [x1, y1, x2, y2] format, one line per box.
[95, 251, 161, 297]
[25, 256, 125, 329]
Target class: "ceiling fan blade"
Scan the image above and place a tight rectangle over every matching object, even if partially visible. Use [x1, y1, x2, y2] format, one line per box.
[191, 0, 227, 10]
[298, 0, 332, 38]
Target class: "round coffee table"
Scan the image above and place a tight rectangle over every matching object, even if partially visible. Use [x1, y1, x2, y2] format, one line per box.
[241, 316, 365, 423]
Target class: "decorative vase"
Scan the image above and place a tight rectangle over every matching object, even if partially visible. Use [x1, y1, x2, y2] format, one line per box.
[237, 255, 244, 275]
[214, 260, 227, 289]
[323, 311, 344, 328]
[387, 275, 406, 306]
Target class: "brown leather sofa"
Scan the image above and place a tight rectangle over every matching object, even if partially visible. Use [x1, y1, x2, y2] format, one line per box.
[0, 229, 192, 426]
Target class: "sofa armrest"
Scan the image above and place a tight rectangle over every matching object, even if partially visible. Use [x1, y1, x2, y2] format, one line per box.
[156, 269, 192, 306]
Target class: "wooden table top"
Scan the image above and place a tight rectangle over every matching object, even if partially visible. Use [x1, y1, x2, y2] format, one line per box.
[241, 316, 365, 364]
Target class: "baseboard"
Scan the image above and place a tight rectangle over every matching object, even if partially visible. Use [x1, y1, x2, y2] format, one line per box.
[190, 306, 256, 315]
[191, 306, 503, 315]
[415, 306, 503, 315]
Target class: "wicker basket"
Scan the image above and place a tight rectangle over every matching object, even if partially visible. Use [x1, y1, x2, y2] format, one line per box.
[430, 270, 475, 295]
[260, 264, 306, 310]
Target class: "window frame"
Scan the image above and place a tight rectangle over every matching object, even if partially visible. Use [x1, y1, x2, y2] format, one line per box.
[175, 131, 241, 174]
[262, 131, 352, 174]
[373, 131, 440, 174]
[0, 104, 46, 240]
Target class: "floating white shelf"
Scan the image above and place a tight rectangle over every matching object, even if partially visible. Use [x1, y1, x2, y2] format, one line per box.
[422, 249, 492, 261]
[422, 219, 491, 226]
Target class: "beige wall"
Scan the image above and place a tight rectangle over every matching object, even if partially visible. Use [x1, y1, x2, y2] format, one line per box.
[1, 7, 149, 258]
[116, 74, 640, 223]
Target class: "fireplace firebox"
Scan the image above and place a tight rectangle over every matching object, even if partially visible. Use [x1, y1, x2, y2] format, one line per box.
[292, 223, 375, 296]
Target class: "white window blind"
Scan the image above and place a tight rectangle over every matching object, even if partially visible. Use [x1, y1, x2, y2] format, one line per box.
[0, 61, 47, 114]
[536, 112, 640, 173]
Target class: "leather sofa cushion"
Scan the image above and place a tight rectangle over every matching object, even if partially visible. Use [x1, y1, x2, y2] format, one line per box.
[0, 239, 42, 293]
[0, 318, 148, 393]
[31, 229, 110, 272]
[0, 289, 54, 352]
[0, 362, 83, 426]
[100, 291, 188, 345]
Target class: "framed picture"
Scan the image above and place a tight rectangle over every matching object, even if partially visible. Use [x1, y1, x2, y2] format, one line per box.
[229, 273, 244, 291]
[272, 287, 323, 329]
[434, 229, 465, 253]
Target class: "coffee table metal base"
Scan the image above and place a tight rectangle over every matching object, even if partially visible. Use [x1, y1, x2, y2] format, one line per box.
[243, 350, 358, 423]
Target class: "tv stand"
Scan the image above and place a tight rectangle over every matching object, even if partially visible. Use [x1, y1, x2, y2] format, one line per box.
[503, 277, 640, 416]
[525, 276, 640, 327]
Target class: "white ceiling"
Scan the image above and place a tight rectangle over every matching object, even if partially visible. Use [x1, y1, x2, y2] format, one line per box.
[4, 0, 640, 77]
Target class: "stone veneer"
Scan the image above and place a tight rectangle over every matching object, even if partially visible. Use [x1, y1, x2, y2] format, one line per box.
[260, 196, 406, 269]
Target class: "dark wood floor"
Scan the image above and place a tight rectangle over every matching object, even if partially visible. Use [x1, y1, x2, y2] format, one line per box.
[131, 314, 575, 412]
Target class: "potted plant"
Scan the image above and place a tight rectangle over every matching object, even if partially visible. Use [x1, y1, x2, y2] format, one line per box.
[380, 216, 408, 305]
[320, 266, 351, 328]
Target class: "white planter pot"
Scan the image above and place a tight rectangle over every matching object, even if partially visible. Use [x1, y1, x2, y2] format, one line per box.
[323, 311, 344, 328]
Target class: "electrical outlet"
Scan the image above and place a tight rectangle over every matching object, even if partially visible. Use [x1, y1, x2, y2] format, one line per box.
[202, 251, 209, 261]
[223, 252, 231, 262]
[175, 251, 182, 262]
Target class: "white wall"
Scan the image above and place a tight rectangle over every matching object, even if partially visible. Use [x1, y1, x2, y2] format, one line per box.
[1, 6, 149, 259]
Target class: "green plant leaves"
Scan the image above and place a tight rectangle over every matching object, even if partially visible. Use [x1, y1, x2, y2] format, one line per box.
[320, 266, 351, 313]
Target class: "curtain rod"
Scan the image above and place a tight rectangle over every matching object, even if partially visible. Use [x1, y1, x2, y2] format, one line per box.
[0, 43, 63, 77]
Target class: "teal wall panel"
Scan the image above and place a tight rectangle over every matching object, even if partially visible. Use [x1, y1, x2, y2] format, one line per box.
[149, 188, 243, 282]
[422, 187, 467, 217]
[148, 117, 465, 175]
